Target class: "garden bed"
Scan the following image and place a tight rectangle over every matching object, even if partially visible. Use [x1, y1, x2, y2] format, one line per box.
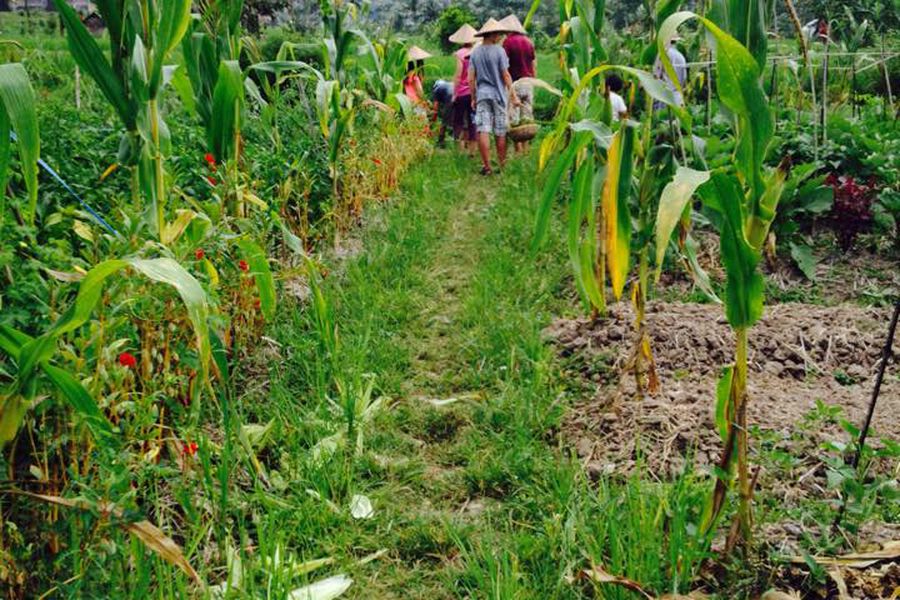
[548, 301, 898, 481]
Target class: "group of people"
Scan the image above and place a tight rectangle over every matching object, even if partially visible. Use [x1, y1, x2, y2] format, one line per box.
[402, 17, 690, 176]
[403, 15, 536, 175]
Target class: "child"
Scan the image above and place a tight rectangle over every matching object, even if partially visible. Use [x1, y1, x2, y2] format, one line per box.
[404, 46, 432, 115]
[468, 18, 520, 175]
[606, 74, 628, 121]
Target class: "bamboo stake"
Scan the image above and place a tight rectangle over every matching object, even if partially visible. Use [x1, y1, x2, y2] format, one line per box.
[832, 299, 900, 532]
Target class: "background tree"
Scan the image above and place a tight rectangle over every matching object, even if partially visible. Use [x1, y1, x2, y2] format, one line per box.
[435, 4, 476, 52]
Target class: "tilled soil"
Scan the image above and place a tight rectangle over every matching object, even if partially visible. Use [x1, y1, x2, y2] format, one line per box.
[548, 302, 898, 480]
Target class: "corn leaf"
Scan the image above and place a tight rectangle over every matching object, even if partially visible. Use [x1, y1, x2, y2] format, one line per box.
[210, 60, 244, 163]
[726, 0, 767, 70]
[151, 0, 193, 96]
[567, 158, 595, 306]
[658, 12, 772, 205]
[53, 0, 135, 130]
[602, 126, 635, 300]
[235, 238, 277, 321]
[0, 104, 9, 222]
[533, 132, 593, 252]
[698, 171, 764, 329]
[0, 63, 40, 224]
[654, 167, 710, 281]
[25, 493, 202, 586]
[43, 364, 113, 438]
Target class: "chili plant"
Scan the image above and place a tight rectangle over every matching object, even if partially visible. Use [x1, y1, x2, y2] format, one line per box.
[655, 11, 783, 547]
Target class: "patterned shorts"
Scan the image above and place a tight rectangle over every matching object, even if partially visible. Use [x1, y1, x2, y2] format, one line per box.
[508, 83, 534, 125]
[475, 99, 508, 136]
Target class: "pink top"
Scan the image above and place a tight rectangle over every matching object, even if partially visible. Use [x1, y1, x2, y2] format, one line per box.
[453, 47, 472, 98]
[404, 74, 423, 103]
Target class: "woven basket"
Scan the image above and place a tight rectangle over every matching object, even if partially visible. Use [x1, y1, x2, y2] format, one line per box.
[508, 122, 538, 142]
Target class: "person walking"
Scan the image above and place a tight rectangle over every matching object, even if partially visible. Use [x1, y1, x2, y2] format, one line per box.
[469, 18, 520, 175]
[500, 14, 535, 153]
[653, 36, 687, 108]
[449, 24, 478, 152]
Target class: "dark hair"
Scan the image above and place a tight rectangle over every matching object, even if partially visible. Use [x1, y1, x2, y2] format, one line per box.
[606, 74, 624, 92]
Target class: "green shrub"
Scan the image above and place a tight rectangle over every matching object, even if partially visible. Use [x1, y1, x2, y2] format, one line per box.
[435, 5, 477, 54]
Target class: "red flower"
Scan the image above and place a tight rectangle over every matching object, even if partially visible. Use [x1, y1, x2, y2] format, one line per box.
[194, 248, 205, 260]
[372, 158, 382, 166]
[204, 152, 215, 165]
[182, 440, 198, 457]
[206, 176, 218, 186]
[118, 352, 137, 368]
[238, 259, 249, 272]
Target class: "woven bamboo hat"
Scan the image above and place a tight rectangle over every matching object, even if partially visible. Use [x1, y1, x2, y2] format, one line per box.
[407, 45, 432, 61]
[448, 24, 478, 45]
[498, 14, 527, 34]
[475, 18, 515, 37]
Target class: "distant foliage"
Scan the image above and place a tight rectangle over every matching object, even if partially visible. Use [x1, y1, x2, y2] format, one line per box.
[435, 5, 477, 52]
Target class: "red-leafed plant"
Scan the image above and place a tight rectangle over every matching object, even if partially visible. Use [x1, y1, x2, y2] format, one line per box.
[827, 174, 877, 249]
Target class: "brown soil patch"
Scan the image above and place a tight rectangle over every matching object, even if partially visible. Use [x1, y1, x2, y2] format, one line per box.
[548, 301, 898, 480]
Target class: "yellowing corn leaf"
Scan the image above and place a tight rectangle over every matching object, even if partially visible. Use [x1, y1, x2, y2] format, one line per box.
[162, 209, 198, 245]
[575, 565, 654, 600]
[654, 167, 710, 282]
[790, 541, 900, 569]
[602, 126, 635, 300]
[25, 493, 202, 586]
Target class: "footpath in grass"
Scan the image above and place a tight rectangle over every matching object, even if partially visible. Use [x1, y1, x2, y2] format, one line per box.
[256, 150, 715, 599]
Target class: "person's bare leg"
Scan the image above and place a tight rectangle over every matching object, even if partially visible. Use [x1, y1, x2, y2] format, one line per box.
[497, 135, 508, 169]
[478, 132, 492, 171]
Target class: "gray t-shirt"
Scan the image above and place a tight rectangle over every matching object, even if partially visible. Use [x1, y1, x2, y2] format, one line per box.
[469, 44, 510, 105]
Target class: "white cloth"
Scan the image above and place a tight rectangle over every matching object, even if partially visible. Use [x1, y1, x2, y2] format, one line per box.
[653, 44, 687, 107]
[610, 91, 627, 121]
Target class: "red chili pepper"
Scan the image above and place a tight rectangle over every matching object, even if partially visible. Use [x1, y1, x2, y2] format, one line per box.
[238, 259, 250, 272]
[372, 158, 382, 166]
[206, 176, 218, 186]
[118, 352, 137, 368]
[182, 441, 198, 457]
[194, 248, 205, 260]
[204, 152, 215, 165]
[254, 298, 261, 309]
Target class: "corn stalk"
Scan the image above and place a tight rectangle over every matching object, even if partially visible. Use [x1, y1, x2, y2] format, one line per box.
[53, 0, 193, 242]
[655, 11, 783, 548]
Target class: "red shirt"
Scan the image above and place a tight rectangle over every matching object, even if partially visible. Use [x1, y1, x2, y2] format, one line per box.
[503, 34, 535, 81]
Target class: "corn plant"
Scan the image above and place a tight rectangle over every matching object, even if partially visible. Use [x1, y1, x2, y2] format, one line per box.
[0, 62, 39, 227]
[52, 0, 193, 242]
[655, 11, 783, 547]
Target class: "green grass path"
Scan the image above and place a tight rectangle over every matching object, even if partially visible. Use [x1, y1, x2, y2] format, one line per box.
[261, 150, 705, 599]
[267, 151, 597, 598]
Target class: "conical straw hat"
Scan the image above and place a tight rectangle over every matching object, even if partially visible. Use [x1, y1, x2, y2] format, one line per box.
[448, 23, 478, 45]
[475, 18, 514, 37]
[407, 45, 432, 61]
[498, 14, 526, 34]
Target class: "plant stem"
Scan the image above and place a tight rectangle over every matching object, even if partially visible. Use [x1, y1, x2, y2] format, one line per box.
[149, 98, 165, 241]
[735, 326, 752, 544]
